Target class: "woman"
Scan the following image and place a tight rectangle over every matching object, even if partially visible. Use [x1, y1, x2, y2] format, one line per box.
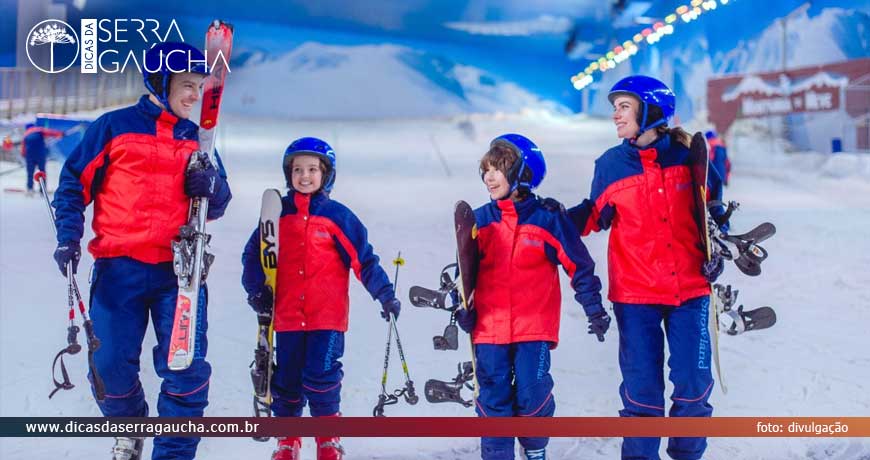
[566, 75, 722, 460]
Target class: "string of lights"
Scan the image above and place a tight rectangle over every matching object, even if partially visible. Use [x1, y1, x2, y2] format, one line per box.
[570, 0, 734, 91]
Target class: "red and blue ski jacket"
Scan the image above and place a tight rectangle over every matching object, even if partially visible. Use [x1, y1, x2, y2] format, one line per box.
[21, 126, 63, 162]
[52, 95, 232, 263]
[568, 134, 710, 306]
[241, 191, 395, 333]
[472, 196, 602, 348]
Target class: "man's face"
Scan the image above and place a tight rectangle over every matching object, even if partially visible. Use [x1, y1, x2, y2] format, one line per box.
[167, 72, 205, 120]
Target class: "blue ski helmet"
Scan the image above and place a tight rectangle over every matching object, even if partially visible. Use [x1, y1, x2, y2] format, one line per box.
[490, 134, 546, 193]
[705, 130, 717, 140]
[143, 42, 210, 114]
[283, 137, 337, 193]
[608, 75, 675, 134]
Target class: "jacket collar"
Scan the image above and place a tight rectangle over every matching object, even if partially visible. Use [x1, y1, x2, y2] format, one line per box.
[291, 190, 329, 213]
[624, 133, 671, 152]
[492, 194, 538, 220]
[135, 95, 198, 139]
[623, 134, 673, 163]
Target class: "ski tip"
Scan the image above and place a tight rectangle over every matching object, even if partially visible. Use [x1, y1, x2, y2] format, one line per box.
[210, 19, 234, 31]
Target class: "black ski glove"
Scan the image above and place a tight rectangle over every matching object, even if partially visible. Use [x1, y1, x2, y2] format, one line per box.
[456, 307, 477, 333]
[53, 241, 81, 277]
[539, 196, 566, 213]
[587, 309, 611, 342]
[702, 253, 725, 283]
[380, 298, 401, 322]
[185, 163, 222, 199]
[247, 286, 273, 315]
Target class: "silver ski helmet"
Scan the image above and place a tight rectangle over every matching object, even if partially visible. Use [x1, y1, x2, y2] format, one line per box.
[283, 137, 337, 193]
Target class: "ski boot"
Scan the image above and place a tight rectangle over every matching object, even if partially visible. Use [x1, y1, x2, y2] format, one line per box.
[521, 447, 546, 460]
[316, 436, 345, 460]
[271, 437, 302, 460]
[111, 437, 144, 460]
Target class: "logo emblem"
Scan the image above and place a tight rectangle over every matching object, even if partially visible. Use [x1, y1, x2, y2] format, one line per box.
[26, 20, 79, 73]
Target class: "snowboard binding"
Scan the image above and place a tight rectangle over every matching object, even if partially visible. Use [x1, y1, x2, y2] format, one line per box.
[409, 263, 462, 350]
[424, 361, 475, 408]
[708, 201, 776, 277]
[714, 284, 777, 335]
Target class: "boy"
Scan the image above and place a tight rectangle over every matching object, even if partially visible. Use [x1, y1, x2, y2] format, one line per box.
[456, 134, 609, 460]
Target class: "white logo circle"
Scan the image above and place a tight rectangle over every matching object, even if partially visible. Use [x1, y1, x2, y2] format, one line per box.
[26, 19, 80, 74]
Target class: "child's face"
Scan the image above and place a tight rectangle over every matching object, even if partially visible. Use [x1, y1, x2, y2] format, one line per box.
[612, 95, 641, 139]
[482, 164, 510, 200]
[290, 155, 323, 194]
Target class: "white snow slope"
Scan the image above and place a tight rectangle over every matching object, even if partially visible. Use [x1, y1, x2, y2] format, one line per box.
[1, 113, 869, 459]
[221, 42, 568, 120]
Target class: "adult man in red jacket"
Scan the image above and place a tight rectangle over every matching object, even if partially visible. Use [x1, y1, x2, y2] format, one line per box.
[51, 42, 232, 460]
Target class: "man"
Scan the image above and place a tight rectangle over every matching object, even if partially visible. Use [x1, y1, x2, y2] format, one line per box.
[51, 41, 231, 460]
[21, 122, 64, 195]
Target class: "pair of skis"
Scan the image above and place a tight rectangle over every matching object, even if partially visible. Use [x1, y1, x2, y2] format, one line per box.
[166, 20, 234, 371]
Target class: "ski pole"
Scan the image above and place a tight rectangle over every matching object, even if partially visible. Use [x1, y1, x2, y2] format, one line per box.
[389, 253, 418, 405]
[371, 252, 418, 416]
[35, 171, 105, 401]
[373, 306, 396, 417]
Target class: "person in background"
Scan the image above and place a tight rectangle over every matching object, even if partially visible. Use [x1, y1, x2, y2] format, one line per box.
[706, 130, 731, 187]
[21, 122, 63, 194]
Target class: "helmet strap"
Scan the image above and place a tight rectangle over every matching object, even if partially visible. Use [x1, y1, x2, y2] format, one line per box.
[160, 73, 173, 115]
[638, 102, 649, 134]
[506, 158, 525, 194]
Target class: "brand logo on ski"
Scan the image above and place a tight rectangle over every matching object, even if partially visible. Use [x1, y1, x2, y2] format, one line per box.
[259, 220, 277, 269]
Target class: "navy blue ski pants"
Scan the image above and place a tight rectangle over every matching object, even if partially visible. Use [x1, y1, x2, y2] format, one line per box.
[614, 296, 714, 460]
[271, 330, 344, 417]
[89, 257, 210, 460]
[474, 341, 555, 460]
[25, 157, 46, 191]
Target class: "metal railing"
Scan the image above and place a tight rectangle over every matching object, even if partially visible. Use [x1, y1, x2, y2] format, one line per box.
[0, 68, 140, 119]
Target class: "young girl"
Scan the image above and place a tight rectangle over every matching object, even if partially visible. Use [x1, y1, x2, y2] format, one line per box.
[566, 75, 722, 460]
[241, 137, 401, 460]
[455, 134, 608, 460]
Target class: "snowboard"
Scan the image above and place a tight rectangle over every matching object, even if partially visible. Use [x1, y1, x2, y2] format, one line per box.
[454, 201, 479, 311]
[420, 201, 480, 405]
[251, 189, 281, 441]
[688, 131, 727, 394]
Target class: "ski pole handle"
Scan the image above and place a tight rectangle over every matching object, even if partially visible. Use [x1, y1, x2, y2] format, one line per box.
[391, 252, 404, 294]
